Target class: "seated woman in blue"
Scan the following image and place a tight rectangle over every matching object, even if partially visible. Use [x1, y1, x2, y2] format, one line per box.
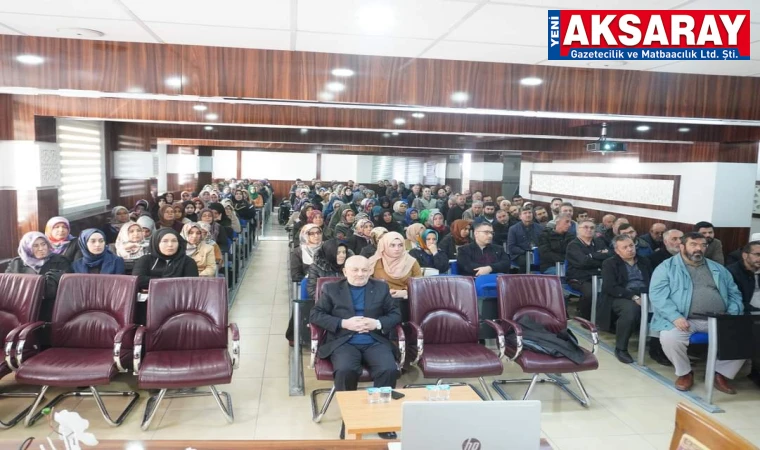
[72, 229, 126, 275]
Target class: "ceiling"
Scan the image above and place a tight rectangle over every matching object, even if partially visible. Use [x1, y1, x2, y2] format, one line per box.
[1, 0, 759, 76]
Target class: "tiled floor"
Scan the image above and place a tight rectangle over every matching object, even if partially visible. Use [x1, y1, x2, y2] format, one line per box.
[1, 222, 759, 449]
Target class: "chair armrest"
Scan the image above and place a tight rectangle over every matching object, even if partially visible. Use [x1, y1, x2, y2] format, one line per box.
[309, 324, 323, 370]
[495, 319, 523, 362]
[16, 321, 48, 367]
[482, 320, 506, 359]
[572, 317, 599, 355]
[394, 324, 406, 367]
[133, 326, 145, 375]
[113, 324, 138, 373]
[401, 322, 424, 366]
[229, 323, 240, 370]
[4, 322, 35, 371]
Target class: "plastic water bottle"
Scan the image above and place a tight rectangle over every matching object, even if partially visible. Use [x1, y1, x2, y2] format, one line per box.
[367, 387, 380, 404]
[379, 387, 392, 403]
[426, 385, 440, 401]
[438, 384, 451, 401]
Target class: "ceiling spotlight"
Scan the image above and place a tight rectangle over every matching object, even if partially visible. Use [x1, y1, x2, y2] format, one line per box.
[412, 113, 425, 119]
[678, 127, 690, 132]
[520, 77, 543, 86]
[16, 54, 44, 65]
[636, 125, 650, 132]
[318, 91, 335, 101]
[204, 126, 213, 131]
[205, 113, 218, 120]
[193, 104, 207, 111]
[165, 76, 184, 88]
[451, 91, 469, 103]
[393, 118, 406, 126]
[326, 82, 345, 92]
[392, 132, 399, 136]
[331, 68, 355, 77]
[300, 128, 309, 134]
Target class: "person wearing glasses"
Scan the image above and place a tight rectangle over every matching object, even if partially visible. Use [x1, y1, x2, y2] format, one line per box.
[457, 222, 511, 277]
[726, 238, 760, 388]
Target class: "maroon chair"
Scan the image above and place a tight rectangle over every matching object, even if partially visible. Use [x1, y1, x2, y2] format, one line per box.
[404, 276, 505, 400]
[13, 274, 140, 427]
[492, 274, 599, 406]
[309, 277, 405, 423]
[134, 277, 239, 430]
[0, 274, 44, 428]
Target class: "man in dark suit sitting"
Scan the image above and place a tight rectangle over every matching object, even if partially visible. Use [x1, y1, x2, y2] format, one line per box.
[310, 255, 401, 439]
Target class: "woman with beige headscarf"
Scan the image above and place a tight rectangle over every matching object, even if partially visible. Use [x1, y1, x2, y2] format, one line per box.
[181, 222, 217, 277]
[369, 231, 422, 299]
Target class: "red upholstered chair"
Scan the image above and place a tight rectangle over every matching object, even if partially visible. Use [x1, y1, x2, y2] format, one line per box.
[134, 277, 239, 431]
[0, 274, 44, 428]
[492, 274, 599, 406]
[13, 274, 140, 427]
[309, 277, 406, 423]
[404, 276, 505, 400]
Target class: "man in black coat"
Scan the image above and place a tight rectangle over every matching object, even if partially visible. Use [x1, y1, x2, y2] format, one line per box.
[457, 222, 512, 277]
[309, 255, 401, 438]
[600, 235, 653, 364]
[446, 194, 467, 225]
[727, 240, 760, 387]
[538, 214, 575, 273]
[566, 218, 612, 320]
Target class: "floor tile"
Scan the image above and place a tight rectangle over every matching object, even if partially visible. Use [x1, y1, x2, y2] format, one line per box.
[551, 434, 657, 450]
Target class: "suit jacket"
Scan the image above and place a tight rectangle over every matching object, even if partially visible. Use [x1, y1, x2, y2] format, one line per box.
[599, 254, 652, 331]
[309, 279, 401, 359]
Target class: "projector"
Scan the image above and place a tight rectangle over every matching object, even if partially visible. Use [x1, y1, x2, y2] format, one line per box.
[586, 140, 627, 153]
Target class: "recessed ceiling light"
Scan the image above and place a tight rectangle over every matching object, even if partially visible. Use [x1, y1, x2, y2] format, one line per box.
[326, 82, 345, 92]
[204, 126, 213, 131]
[382, 133, 391, 138]
[16, 54, 44, 65]
[193, 104, 207, 111]
[357, 5, 394, 33]
[451, 92, 469, 103]
[318, 91, 335, 101]
[412, 113, 425, 119]
[331, 68, 354, 77]
[300, 128, 308, 134]
[393, 118, 406, 126]
[636, 125, 650, 132]
[56, 27, 104, 38]
[520, 77, 543, 86]
[165, 76, 184, 88]
[392, 132, 399, 136]
[205, 113, 218, 121]
[678, 127, 690, 132]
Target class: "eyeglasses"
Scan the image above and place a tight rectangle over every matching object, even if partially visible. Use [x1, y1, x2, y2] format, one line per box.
[476, 230, 494, 235]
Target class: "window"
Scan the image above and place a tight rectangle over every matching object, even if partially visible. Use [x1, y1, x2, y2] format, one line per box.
[370, 156, 423, 184]
[56, 119, 108, 216]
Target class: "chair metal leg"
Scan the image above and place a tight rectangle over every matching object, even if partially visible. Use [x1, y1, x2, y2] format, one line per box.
[89, 387, 141, 426]
[311, 386, 336, 423]
[705, 317, 719, 405]
[523, 374, 540, 400]
[208, 385, 234, 423]
[492, 373, 590, 406]
[23, 385, 50, 427]
[477, 377, 494, 401]
[0, 391, 42, 429]
[141, 388, 167, 431]
[571, 373, 591, 406]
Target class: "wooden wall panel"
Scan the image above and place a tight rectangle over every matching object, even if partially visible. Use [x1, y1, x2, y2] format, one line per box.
[3, 36, 760, 121]
[469, 181, 504, 199]
[0, 95, 13, 140]
[0, 190, 19, 260]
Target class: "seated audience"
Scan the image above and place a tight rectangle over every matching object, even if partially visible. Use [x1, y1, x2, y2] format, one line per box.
[600, 235, 652, 364]
[457, 222, 511, 277]
[695, 221, 724, 265]
[439, 219, 472, 259]
[309, 255, 401, 440]
[404, 208, 421, 227]
[499, 199, 511, 213]
[376, 209, 404, 235]
[576, 210, 589, 222]
[183, 201, 198, 222]
[566, 218, 612, 320]
[412, 187, 438, 211]
[533, 206, 550, 225]
[115, 221, 149, 262]
[474, 202, 497, 225]
[538, 214, 574, 274]
[462, 201, 483, 221]
[157, 204, 183, 232]
[492, 209, 511, 247]
[102, 206, 130, 244]
[292, 204, 315, 240]
[546, 202, 577, 234]
[290, 224, 323, 282]
[130, 199, 150, 221]
[221, 200, 242, 234]
[6, 231, 73, 320]
[650, 229, 684, 269]
[446, 194, 467, 224]
[507, 207, 544, 268]
[369, 232, 422, 299]
[726, 239, 760, 387]
[640, 223, 667, 253]
[137, 216, 155, 241]
[199, 208, 231, 253]
[349, 218, 373, 255]
[595, 214, 616, 243]
[132, 228, 199, 290]
[172, 202, 191, 226]
[512, 195, 524, 207]
[72, 229, 125, 275]
[617, 223, 653, 258]
[198, 222, 223, 266]
[180, 190, 192, 202]
[549, 197, 563, 220]
[426, 211, 449, 239]
[45, 216, 79, 262]
[405, 223, 426, 251]
[181, 222, 217, 277]
[409, 229, 449, 273]
[307, 239, 352, 300]
[650, 232, 744, 394]
[361, 227, 388, 258]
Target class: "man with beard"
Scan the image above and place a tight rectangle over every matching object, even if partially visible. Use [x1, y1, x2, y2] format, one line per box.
[650, 229, 684, 268]
[511, 195, 524, 208]
[727, 240, 760, 388]
[640, 223, 667, 253]
[492, 209, 511, 247]
[474, 202, 497, 225]
[650, 232, 744, 394]
[446, 194, 467, 224]
[695, 221, 724, 265]
[595, 214, 617, 245]
[550, 197, 563, 220]
[547, 202, 577, 234]
[533, 206, 550, 225]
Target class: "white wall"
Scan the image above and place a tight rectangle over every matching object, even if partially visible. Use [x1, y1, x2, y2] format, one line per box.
[321, 154, 358, 181]
[520, 161, 755, 227]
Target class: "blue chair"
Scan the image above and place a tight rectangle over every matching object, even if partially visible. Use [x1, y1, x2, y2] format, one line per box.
[475, 274, 498, 298]
[562, 260, 582, 297]
[449, 260, 459, 275]
[690, 332, 709, 345]
[299, 277, 309, 301]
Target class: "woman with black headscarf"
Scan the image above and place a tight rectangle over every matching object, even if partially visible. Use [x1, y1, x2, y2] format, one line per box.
[102, 206, 130, 244]
[72, 229, 125, 274]
[307, 239, 352, 300]
[378, 209, 404, 234]
[132, 228, 199, 290]
[183, 201, 198, 222]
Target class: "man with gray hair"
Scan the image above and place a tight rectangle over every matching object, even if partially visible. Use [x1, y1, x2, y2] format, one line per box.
[650, 229, 684, 269]
[462, 201, 484, 221]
